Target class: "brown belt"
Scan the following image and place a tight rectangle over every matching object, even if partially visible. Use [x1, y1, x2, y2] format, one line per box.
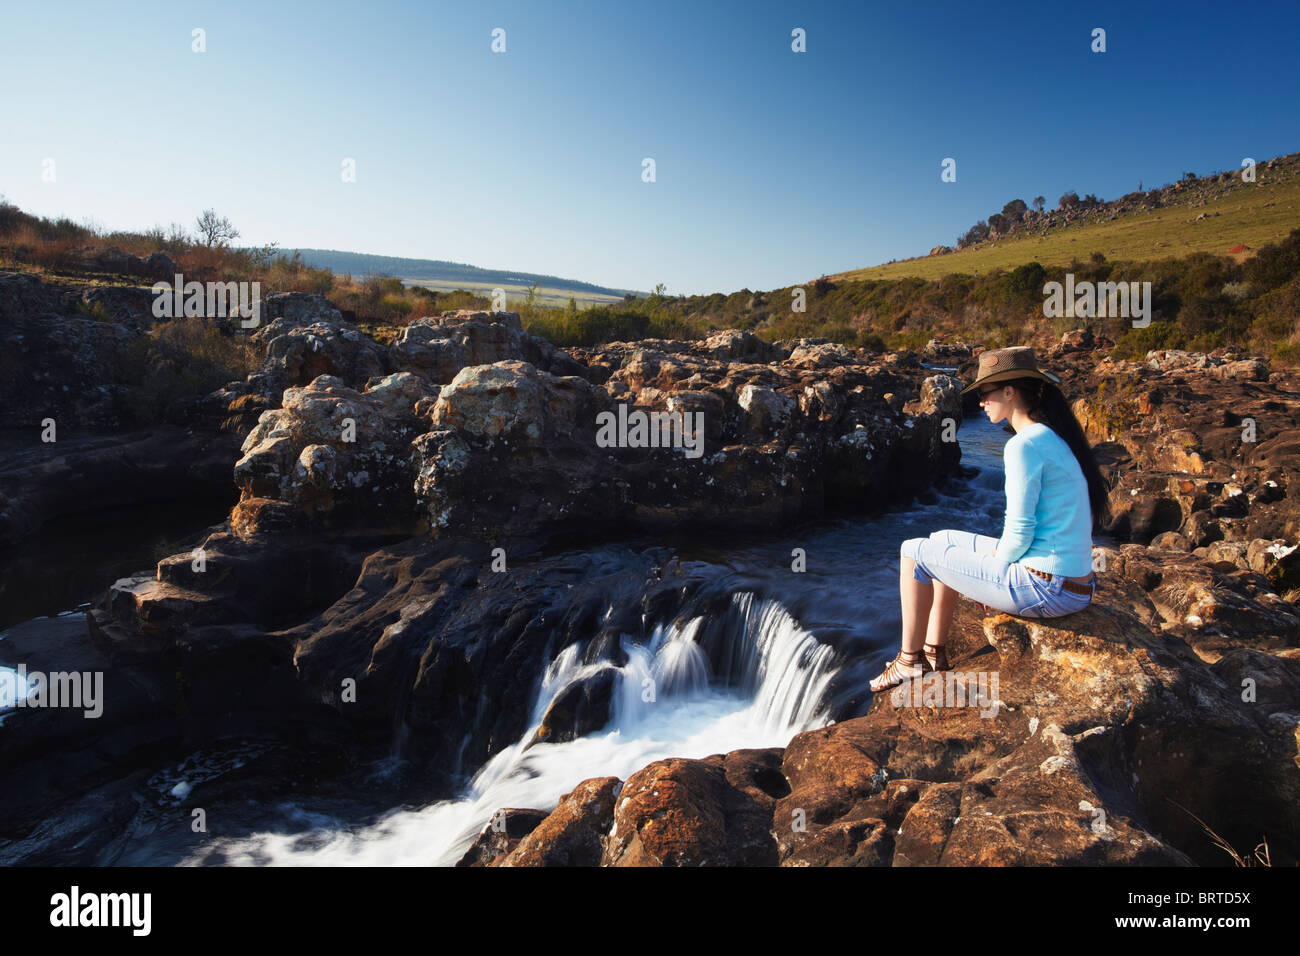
[1025, 565, 1095, 595]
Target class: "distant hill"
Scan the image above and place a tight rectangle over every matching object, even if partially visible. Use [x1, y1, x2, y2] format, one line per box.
[287, 248, 640, 303]
[831, 150, 1300, 282]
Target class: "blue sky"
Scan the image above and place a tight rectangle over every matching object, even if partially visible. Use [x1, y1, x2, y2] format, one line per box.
[1, 0, 1296, 295]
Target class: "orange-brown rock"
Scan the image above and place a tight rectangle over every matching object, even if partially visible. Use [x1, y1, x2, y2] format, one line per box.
[481, 590, 1300, 866]
[499, 777, 622, 867]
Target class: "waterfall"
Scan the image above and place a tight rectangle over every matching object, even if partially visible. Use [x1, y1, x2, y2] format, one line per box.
[729, 592, 836, 735]
[181, 589, 841, 867]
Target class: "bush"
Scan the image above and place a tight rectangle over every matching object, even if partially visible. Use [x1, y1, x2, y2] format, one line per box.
[1246, 228, 1300, 294]
[1111, 320, 1182, 360]
[115, 318, 257, 424]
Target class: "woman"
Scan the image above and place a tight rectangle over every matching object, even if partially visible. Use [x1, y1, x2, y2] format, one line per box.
[869, 345, 1111, 692]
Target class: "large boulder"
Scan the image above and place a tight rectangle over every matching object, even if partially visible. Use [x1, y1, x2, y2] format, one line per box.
[250, 320, 392, 397]
[233, 372, 431, 535]
[391, 310, 589, 384]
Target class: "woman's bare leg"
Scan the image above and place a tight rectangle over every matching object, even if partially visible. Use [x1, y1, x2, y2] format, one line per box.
[900, 556, 931, 652]
[926, 578, 960, 647]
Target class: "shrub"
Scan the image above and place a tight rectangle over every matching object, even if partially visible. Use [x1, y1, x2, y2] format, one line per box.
[1245, 228, 1300, 294]
[1111, 320, 1182, 360]
[115, 318, 257, 424]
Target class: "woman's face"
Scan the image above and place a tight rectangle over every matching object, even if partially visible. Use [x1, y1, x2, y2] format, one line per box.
[978, 383, 1011, 423]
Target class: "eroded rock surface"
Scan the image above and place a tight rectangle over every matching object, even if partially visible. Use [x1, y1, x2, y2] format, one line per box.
[475, 590, 1299, 866]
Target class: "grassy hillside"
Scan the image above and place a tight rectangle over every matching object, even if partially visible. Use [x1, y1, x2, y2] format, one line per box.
[833, 154, 1300, 282]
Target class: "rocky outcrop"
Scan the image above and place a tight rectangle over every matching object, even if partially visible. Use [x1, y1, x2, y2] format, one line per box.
[1056, 349, 1300, 592]
[392, 310, 588, 384]
[246, 319, 392, 398]
[234, 372, 430, 536]
[922, 337, 974, 361]
[0, 271, 144, 429]
[82, 247, 179, 281]
[472, 556, 1300, 866]
[0, 271, 272, 543]
[225, 315, 962, 540]
[495, 778, 622, 867]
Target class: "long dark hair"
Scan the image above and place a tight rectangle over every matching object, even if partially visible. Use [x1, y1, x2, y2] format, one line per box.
[1002, 375, 1111, 532]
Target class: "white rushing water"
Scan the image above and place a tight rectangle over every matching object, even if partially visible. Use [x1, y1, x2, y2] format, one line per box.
[183, 592, 838, 866]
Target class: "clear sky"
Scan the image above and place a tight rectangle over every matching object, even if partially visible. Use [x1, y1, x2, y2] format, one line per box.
[2, 0, 1297, 295]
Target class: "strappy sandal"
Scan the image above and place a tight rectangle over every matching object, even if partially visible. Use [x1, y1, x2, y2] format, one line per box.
[923, 641, 950, 673]
[869, 649, 924, 692]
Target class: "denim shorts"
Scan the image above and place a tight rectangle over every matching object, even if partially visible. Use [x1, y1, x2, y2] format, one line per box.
[900, 529, 1092, 619]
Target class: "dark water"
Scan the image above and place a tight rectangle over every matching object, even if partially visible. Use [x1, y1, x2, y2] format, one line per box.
[0, 496, 234, 630]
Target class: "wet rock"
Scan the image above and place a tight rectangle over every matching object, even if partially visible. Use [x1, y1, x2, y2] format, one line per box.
[455, 808, 549, 867]
[281, 543, 687, 773]
[499, 778, 622, 867]
[601, 752, 783, 866]
[534, 667, 618, 743]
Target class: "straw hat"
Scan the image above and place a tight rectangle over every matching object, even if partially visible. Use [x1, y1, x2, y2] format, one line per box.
[961, 346, 1062, 395]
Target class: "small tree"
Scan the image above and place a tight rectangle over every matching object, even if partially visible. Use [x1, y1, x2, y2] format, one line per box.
[1032, 196, 1045, 213]
[957, 219, 989, 248]
[195, 208, 239, 248]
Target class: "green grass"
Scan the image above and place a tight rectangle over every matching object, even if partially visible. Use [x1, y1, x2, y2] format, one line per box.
[833, 165, 1300, 282]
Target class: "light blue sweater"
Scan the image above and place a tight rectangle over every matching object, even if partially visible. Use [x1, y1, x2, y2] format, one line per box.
[993, 422, 1095, 576]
